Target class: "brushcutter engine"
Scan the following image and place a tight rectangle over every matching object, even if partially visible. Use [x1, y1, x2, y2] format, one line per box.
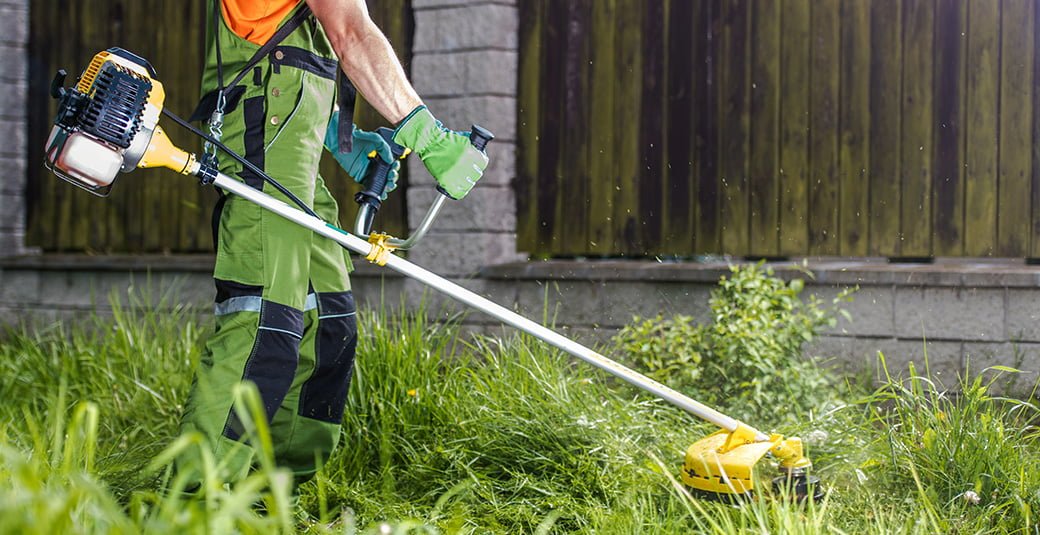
[45, 48, 196, 196]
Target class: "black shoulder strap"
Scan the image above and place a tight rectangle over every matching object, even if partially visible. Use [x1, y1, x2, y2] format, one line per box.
[224, 3, 315, 90]
[190, 1, 316, 121]
[195, 0, 355, 153]
[337, 72, 356, 152]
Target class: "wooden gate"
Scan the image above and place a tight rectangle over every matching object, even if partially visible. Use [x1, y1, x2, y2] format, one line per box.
[26, 0, 411, 253]
[518, 0, 1040, 259]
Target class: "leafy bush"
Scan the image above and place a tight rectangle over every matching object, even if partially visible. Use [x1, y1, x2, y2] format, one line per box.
[612, 314, 706, 386]
[613, 263, 852, 424]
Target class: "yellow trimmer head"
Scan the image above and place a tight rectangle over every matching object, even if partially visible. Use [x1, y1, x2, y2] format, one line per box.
[681, 423, 821, 500]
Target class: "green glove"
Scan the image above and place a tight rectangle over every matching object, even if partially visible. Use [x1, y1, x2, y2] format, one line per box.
[324, 111, 400, 200]
[392, 106, 488, 200]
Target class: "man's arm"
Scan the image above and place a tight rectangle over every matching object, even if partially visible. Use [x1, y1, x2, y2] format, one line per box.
[307, 0, 488, 200]
[306, 0, 422, 124]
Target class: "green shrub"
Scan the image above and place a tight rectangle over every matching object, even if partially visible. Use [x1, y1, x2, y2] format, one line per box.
[612, 314, 706, 386]
[613, 263, 852, 425]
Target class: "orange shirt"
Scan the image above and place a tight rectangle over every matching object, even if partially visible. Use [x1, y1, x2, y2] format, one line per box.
[221, 0, 302, 46]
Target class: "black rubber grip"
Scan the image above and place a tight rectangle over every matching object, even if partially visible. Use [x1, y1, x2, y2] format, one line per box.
[470, 124, 494, 151]
[354, 127, 407, 218]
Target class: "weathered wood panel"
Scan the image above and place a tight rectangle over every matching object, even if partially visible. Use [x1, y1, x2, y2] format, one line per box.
[515, 0, 544, 254]
[692, 0, 720, 254]
[717, 0, 750, 255]
[612, 0, 643, 255]
[808, 0, 840, 255]
[998, 0, 1034, 257]
[586, 0, 617, 256]
[964, 0, 1000, 256]
[900, 0, 935, 258]
[778, 0, 811, 256]
[867, 0, 902, 257]
[838, 0, 870, 256]
[517, 0, 1040, 258]
[933, 0, 966, 257]
[748, 0, 781, 257]
[27, 0, 411, 253]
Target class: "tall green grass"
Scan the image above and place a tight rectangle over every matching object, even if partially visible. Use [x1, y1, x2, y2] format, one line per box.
[0, 287, 1038, 533]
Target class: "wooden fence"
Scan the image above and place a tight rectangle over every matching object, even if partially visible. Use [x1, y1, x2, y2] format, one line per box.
[26, 0, 411, 253]
[517, 0, 1040, 258]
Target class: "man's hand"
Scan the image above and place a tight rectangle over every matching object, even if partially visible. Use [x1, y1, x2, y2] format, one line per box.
[393, 106, 488, 200]
[324, 111, 400, 200]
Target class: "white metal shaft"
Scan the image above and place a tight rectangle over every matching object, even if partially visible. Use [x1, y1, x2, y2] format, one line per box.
[213, 172, 761, 437]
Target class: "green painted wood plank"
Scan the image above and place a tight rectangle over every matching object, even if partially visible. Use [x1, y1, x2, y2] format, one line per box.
[663, 0, 695, 255]
[639, 0, 667, 255]
[613, 0, 643, 255]
[838, 0, 871, 256]
[718, 0, 750, 254]
[557, 0, 592, 255]
[932, 0, 967, 257]
[748, 0, 781, 257]
[585, 0, 617, 256]
[27, 0, 408, 253]
[515, 0, 544, 253]
[900, 0, 935, 257]
[65, 0, 93, 251]
[778, 0, 810, 255]
[868, 0, 902, 256]
[171, 0, 199, 251]
[540, 0, 567, 255]
[692, 0, 720, 254]
[25, 0, 57, 250]
[998, 0, 1034, 257]
[351, 0, 411, 240]
[964, 0, 1000, 256]
[1032, 1, 1040, 258]
[808, 0, 840, 255]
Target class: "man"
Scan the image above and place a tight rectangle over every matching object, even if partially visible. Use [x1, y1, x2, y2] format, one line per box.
[178, 0, 488, 487]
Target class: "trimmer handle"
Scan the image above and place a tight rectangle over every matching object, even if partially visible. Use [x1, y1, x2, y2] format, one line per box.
[355, 124, 494, 245]
[469, 124, 494, 152]
[435, 124, 495, 199]
[354, 127, 406, 215]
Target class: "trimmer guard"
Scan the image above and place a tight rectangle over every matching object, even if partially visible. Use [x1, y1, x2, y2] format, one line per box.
[681, 422, 811, 497]
[682, 427, 777, 495]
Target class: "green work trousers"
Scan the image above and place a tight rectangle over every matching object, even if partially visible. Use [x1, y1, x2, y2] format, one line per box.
[178, 3, 356, 486]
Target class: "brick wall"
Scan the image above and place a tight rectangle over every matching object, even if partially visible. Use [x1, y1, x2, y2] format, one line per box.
[407, 0, 525, 277]
[0, 0, 28, 255]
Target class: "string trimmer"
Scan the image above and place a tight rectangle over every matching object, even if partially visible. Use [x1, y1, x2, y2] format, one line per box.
[43, 48, 822, 501]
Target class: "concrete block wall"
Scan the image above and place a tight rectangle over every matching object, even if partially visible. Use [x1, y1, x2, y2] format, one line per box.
[0, 255, 406, 328]
[476, 260, 1040, 391]
[0, 0, 28, 255]
[407, 0, 525, 278]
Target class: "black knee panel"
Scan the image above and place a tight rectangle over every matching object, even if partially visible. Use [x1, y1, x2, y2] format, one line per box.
[299, 291, 358, 423]
[223, 299, 304, 441]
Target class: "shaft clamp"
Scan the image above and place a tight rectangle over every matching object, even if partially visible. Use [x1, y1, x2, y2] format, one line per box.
[365, 232, 398, 266]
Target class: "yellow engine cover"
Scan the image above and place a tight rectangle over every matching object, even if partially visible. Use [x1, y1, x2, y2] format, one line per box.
[77, 50, 166, 112]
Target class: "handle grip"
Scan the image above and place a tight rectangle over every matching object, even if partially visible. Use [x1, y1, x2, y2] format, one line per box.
[469, 124, 494, 152]
[354, 127, 406, 219]
[434, 125, 495, 200]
